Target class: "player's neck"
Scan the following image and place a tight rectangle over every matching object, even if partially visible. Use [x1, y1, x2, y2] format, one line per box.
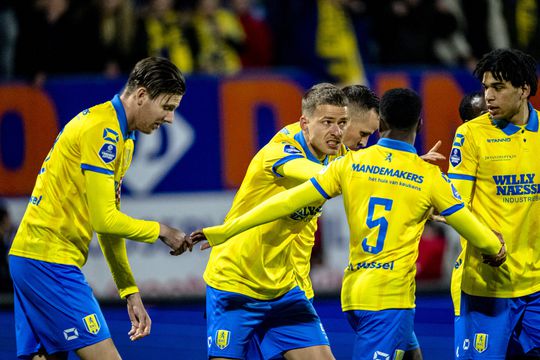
[379, 130, 416, 145]
[120, 93, 136, 131]
[507, 100, 530, 126]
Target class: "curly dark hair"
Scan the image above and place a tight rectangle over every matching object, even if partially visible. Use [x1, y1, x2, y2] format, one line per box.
[473, 49, 537, 97]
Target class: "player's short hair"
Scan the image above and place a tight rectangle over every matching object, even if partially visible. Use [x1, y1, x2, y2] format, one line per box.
[124, 57, 186, 99]
[379, 88, 422, 130]
[459, 91, 487, 122]
[342, 85, 379, 113]
[302, 83, 348, 117]
[473, 49, 537, 97]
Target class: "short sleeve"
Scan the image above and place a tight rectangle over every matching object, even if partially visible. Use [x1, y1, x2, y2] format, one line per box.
[80, 117, 121, 176]
[448, 124, 478, 182]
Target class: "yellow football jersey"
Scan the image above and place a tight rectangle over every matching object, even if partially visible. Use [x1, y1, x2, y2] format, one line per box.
[10, 95, 157, 268]
[448, 106, 540, 298]
[204, 126, 341, 300]
[312, 138, 464, 310]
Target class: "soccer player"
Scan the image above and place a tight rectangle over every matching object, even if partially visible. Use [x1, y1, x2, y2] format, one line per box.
[449, 90, 488, 325]
[458, 91, 487, 124]
[200, 83, 348, 360]
[192, 88, 506, 360]
[9, 57, 192, 360]
[448, 49, 540, 359]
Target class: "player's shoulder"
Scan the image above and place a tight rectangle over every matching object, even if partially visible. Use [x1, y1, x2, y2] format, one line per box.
[78, 100, 122, 135]
[456, 113, 492, 134]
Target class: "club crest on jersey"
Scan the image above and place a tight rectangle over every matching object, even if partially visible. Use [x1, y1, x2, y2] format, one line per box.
[283, 144, 302, 155]
[103, 128, 119, 143]
[474, 333, 488, 353]
[385, 152, 393, 162]
[99, 143, 117, 164]
[83, 314, 101, 335]
[215, 330, 230, 349]
[450, 148, 462, 167]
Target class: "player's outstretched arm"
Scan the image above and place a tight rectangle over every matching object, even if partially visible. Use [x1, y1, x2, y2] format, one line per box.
[420, 140, 446, 163]
[445, 208, 506, 267]
[191, 180, 325, 249]
[126, 292, 151, 341]
[159, 223, 193, 255]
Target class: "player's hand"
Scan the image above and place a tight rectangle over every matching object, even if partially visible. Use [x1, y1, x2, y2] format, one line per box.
[126, 292, 151, 341]
[190, 229, 211, 250]
[482, 231, 506, 267]
[427, 207, 447, 223]
[420, 140, 446, 163]
[159, 223, 193, 255]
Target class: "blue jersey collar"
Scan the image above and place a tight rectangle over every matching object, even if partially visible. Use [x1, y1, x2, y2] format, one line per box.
[377, 138, 417, 154]
[293, 131, 329, 165]
[496, 102, 538, 136]
[111, 94, 136, 140]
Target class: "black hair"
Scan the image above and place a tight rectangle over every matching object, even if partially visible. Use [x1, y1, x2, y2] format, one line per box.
[379, 88, 422, 130]
[124, 57, 186, 99]
[342, 85, 380, 113]
[302, 83, 348, 116]
[473, 49, 537, 97]
[459, 91, 487, 122]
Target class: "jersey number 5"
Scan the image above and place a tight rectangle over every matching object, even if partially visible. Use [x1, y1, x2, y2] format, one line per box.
[362, 197, 393, 254]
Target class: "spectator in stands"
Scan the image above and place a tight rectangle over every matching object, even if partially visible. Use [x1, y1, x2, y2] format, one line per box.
[92, 0, 140, 77]
[0, 1, 17, 81]
[138, 0, 197, 74]
[502, 0, 540, 61]
[14, 0, 100, 86]
[230, 0, 272, 68]
[192, 0, 245, 75]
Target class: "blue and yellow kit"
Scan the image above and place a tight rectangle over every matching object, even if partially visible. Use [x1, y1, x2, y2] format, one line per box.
[448, 105, 540, 298]
[10, 95, 159, 297]
[204, 125, 343, 300]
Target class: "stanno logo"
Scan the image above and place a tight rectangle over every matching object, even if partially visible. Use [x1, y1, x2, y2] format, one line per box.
[487, 138, 511, 143]
[63, 327, 79, 341]
[373, 350, 390, 359]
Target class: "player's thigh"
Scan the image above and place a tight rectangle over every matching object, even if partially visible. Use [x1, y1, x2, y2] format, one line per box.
[260, 288, 330, 359]
[404, 347, 423, 360]
[9, 256, 111, 356]
[345, 308, 415, 360]
[283, 345, 334, 360]
[206, 286, 267, 359]
[511, 291, 540, 357]
[75, 338, 120, 360]
[455, 292, 518, 359]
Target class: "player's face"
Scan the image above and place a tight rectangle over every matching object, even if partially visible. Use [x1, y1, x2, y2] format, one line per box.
[301, 104, 349, 159]
[482, 72, 529, 123]
[343, 108, 379, 151]
[135, 92, 183, 134]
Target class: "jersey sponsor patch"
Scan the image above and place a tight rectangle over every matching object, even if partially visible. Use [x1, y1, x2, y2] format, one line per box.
[450, 148, 462, 167]
[283, 144, 302, 154]
[215, 329, 230, 349]
[103, 128, 119, 143]
[83, 313, 101, 335]
[99, 143, 117, 164]
[474, 333, 488, 353]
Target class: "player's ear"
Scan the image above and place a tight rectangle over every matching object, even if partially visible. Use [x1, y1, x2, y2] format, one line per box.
[135, 87, 147, 106]
[299, 115, 309, 130]
[416, 118, 423, 134]
[522, 84, 531, 99]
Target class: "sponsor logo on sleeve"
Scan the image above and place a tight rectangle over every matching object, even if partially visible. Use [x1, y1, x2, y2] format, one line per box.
[450, 148, 462, 167]
[283, 144, 302, 155]
[453, 133, 465, 147]
[99, 143, 117, 164]
[103, 128, 119, 143]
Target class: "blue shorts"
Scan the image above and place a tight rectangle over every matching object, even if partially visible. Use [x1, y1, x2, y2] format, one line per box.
[455, 291, 540, 359]
[345, 308, 418, 360]
[206, 286, 329, 359]
[9, 256, 110, 358]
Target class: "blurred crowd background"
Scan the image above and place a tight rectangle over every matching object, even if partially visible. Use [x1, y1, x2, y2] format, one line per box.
[2, 0, 540, 84]
[1, 0, 539, 300]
